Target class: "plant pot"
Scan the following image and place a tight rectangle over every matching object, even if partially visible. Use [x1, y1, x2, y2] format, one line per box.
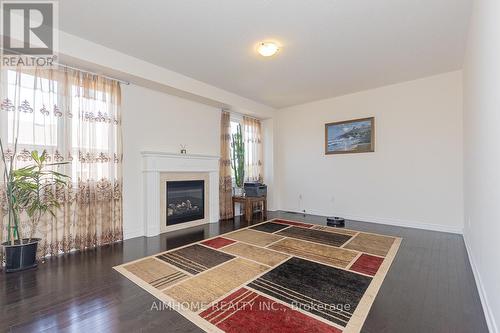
[2, 238, 40, 273]
[234, 187, 244, 196]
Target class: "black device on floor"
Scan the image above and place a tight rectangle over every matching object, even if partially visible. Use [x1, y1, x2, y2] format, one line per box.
[327, 216, 345, 227]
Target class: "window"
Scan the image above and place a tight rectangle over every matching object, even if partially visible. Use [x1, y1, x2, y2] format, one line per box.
[242, 116, 263, 182]
[5, 70, 58, 147]
[228, 114, 263, 184]
[70, 85, 118, 180]
[1, 69, 121, 182]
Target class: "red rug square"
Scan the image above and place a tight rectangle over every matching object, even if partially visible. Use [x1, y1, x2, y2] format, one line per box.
[350, 253, 384, 276]
[200, 288, 341, 333]
[201, 237, 236, 249]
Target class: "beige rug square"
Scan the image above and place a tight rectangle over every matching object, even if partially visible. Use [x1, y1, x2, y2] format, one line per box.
[221, 242, 290, 266]
[224, 229, 283, 247]
[163, 257, 268, 311]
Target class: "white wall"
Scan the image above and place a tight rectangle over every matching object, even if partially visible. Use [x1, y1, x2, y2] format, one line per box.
[274, 71, 463, 233]
[121, 84, 221, 239]
[262, 118, 276, 210]
[463, 0, 500, 331]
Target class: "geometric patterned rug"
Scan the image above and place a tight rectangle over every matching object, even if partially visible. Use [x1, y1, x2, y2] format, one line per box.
[114, 218, 402, 333]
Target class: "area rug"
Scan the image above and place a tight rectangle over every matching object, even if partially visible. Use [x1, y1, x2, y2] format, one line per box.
[114, 219, 402, 333]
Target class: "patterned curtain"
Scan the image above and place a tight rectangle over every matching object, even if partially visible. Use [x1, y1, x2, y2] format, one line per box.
[243, 116, 263, 182]
[0, 67, 123, 259]
[219, 111, 233, 220]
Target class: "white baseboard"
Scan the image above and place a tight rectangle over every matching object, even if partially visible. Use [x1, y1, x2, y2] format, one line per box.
[342, 213, 463, 234]
[463, 233, 498, 333]
[279, 208, 464, 234]
[123, 228, 144, 240]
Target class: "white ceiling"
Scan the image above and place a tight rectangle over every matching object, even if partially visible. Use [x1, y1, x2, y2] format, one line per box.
[59, 0, 471, 108]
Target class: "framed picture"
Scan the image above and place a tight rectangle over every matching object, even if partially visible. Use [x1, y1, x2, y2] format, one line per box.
[325, 117, 375, 154]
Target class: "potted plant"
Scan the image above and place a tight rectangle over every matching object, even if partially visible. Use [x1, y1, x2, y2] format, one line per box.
[231, 124, 245, 196]
[1, 139, 69, 273]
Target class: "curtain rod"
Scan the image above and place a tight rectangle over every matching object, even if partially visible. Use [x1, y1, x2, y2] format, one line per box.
[223, 109, 263, 122]
[55, 63, 131, 85]
[0, 47, 130, 85]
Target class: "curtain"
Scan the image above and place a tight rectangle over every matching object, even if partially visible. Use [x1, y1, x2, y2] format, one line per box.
[243, 116, 263, 182]
[219, 111, 233, 220]
[0, 67, 123, 259]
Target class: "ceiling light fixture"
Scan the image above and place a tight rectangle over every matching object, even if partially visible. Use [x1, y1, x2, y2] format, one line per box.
[257, 42, 279, 57]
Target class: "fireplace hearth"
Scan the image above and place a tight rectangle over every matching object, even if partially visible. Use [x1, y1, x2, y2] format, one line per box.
[166, 180, 205, 225]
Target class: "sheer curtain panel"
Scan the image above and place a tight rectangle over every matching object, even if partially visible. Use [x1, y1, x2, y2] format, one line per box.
[243, 116, 263, 182]
[219, 111, 233, 219]
[0, 67, 123, 259]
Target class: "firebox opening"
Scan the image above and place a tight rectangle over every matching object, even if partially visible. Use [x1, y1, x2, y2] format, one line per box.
[166, 180, 205, 225]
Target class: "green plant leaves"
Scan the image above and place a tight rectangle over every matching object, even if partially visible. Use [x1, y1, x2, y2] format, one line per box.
[1, 146, 70, 242]
[231, 124, 245, 188]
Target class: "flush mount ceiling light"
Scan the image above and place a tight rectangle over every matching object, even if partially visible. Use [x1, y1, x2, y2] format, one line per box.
[257, 42, 279, 57]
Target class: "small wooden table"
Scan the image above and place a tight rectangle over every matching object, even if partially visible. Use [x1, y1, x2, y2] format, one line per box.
[232, 195, 267, 223]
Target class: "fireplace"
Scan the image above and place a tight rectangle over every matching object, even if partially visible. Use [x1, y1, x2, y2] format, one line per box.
[166, 180, 205, 225]
[142, 152, 218, 237]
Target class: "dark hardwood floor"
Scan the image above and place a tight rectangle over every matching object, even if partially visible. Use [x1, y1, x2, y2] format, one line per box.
[0, 211, 488, 333]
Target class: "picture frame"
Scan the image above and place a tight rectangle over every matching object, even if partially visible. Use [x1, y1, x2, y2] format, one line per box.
[325, 117, 375, 155]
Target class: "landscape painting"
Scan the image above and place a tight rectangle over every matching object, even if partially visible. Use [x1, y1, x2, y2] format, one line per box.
[325, 117, 375, 154]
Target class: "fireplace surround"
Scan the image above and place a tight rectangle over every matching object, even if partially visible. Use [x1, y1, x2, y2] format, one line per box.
[142, 151, 219, 236]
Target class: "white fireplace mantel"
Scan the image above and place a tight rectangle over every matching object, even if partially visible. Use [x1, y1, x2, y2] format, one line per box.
[141, 151, 220, 237]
